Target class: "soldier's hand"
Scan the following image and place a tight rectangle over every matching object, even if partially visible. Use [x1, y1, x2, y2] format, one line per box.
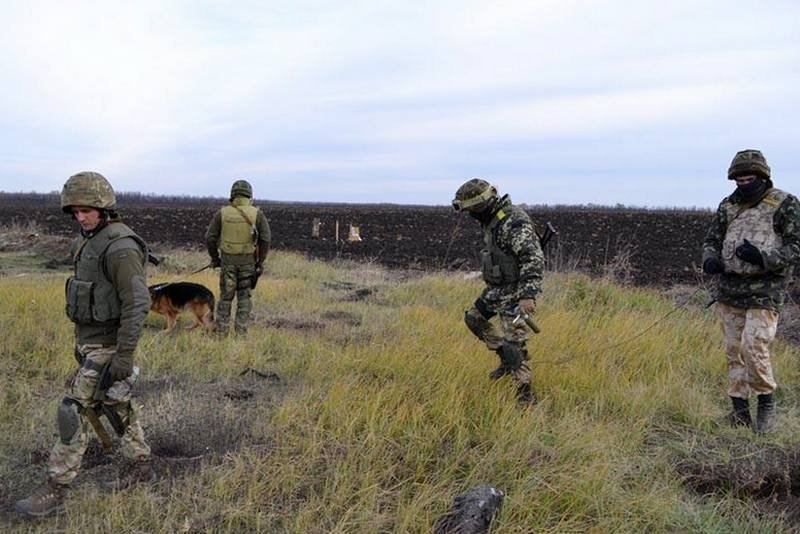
[210, 257, 221, 268]
[109, 353, 133, 382]
[519, 298, 536, 315]
[735, 239, 765, 267]
[702, 257, 724, 275]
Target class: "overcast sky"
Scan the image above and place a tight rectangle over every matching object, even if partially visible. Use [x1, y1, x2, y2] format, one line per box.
[1, 1, 798, 207]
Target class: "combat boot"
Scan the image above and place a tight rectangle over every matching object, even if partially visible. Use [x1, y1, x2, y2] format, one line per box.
[755, 394, 777, 434]
[101, 458, 156, 491]
[728, 396, 752, 428]
[15, 480, 66, 518]
[516, 383, 537, 405]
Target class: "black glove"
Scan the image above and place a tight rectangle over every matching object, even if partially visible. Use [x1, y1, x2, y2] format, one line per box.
[702, 257, 724, 275]
[108, 352, 133, 383]
[210, 257, 221, 268]
[735, 239, 765, 267]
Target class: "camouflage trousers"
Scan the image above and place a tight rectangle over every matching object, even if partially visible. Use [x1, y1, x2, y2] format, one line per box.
[716, 302, 779, 398]
[217, 262, 256, 334]
[48, 345, 150, 485]
[464, 303, 532, 386]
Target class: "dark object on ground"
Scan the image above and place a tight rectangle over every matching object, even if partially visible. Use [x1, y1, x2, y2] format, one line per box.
[239, 368, 281, 381]
[433, 484, 504, 534]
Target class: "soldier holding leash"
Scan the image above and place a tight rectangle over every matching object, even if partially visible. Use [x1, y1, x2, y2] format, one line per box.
[206, 179, 271, 336]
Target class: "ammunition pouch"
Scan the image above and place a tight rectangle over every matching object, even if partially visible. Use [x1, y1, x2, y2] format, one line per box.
[57, 398, 83, 444]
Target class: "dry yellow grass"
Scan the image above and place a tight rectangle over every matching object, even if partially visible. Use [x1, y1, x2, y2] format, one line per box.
[1, 248, 799, 532]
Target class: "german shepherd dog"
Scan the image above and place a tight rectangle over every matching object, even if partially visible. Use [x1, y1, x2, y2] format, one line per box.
[148, 282, 215, 332]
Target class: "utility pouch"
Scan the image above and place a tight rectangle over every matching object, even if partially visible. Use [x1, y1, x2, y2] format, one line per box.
[481, 249, 503, 285]
[65, 277, 94, 323]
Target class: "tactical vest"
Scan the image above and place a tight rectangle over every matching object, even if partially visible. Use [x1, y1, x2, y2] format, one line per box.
[481, 206, 525, 285]
[722, 188, 788, 276]
[220, 200, 259, 255]
[65, 222, 147, 325]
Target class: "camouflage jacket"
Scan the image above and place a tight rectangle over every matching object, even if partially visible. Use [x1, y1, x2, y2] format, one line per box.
[479, 195, 544, 306]
[703, 187, 800, 310]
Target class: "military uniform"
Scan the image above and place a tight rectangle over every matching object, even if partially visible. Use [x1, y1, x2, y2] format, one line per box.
[702, 150, 800, 432]
[454, 179, 544, 403]
[16, 172, 154, 518]
[206, 180, 270, 334]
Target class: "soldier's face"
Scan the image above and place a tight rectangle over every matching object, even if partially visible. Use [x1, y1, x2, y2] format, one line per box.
[734, 175, 757, 186]
[71, 206, 103, 232]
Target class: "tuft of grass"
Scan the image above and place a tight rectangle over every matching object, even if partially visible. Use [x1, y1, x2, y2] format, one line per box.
[2, 249, 800, 531]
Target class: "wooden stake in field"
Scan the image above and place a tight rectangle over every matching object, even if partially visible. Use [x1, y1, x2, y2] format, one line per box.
[335, 220, 339, 244]
[348, 224, 362, 242]
[311, 217, 321, 238]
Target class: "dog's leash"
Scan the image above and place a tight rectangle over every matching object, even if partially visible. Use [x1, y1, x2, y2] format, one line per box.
[190, 263, 214, 275]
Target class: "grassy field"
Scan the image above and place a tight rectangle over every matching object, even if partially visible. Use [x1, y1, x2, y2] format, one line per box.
[2, 240, 800, 532]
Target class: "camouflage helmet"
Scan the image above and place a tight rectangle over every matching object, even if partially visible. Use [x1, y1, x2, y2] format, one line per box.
[230, 179, 253, 199]
[452, 178, 498, 212]
[728, 149, 771, 180]
[60, 171, 116, 213]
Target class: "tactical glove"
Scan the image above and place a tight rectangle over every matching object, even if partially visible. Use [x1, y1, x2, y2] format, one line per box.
[735, 239, 765, 267]
[108, 352, 134, 383]
[703, 257, 724, 275]
[210, 257, 221, 268]
[518, 298, 536, 315]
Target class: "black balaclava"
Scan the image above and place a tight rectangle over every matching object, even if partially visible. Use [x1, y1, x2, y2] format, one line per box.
[736, 177, 769, 203]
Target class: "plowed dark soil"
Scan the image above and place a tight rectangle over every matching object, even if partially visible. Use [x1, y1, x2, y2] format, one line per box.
[1, 193, 713, 285]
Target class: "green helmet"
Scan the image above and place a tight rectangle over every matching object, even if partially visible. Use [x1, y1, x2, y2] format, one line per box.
[728, 149, 771, 180]
[230, 179, 253, 199]
[60, 171, 116, 213]
[452, 178, 498, 212]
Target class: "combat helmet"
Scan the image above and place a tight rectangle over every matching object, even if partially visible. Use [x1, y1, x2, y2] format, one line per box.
[452, 178, 498, 213]
[60, 171, 116, 213]
[728, 149, 771, 180]
[230, 180, 253, 199]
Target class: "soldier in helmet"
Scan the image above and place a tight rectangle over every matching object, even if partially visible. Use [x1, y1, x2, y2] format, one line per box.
[453, 178, 545, 404]
[703, 150, 800, 433]
[15, 172, 154, 518]
[206, 179, 271, 335]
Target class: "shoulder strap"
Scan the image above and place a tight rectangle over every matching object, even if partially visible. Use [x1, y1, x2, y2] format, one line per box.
[232, 205, 259, 242]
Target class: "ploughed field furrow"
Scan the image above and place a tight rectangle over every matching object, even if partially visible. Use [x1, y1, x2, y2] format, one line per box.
[0, 197, 713, 286]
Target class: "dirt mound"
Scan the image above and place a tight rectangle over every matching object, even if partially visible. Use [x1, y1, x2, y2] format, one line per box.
[676, 433, 800, 525]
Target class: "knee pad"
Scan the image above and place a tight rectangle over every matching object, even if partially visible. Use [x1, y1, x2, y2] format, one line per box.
[474, 298, 496, 320]
[57, 398, 83, 444]
[499, 342, 526, 370]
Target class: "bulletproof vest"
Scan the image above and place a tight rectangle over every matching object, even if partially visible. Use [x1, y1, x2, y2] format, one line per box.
[220, 198, 259, 255]
[722, 188, 788, 275]
[481, 206, 525, 285]
[66, 222, 147, 325]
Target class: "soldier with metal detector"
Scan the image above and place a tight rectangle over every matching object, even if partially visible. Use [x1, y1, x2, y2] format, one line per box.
[206, 179, 271, 335]
[452, 178, 550, 404]
[15, 172, 155, 518]
[703, 149, 800, 433]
